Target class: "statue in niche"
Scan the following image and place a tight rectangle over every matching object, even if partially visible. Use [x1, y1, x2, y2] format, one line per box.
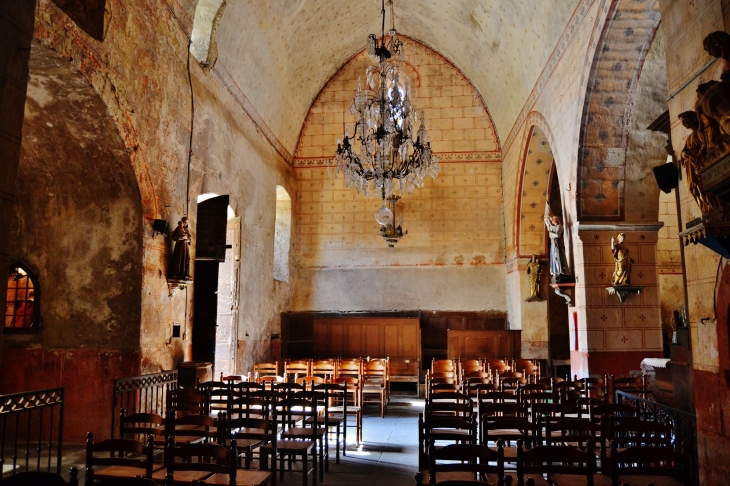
[170, 216, 192, 279]
[526, 255, 542, 302]
[678, 110, 722, 213]
[610, 233, 632, 286]
[544, 202, 568, 281]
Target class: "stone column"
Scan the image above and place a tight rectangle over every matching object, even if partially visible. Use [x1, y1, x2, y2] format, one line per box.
[571, 222, 664, 377]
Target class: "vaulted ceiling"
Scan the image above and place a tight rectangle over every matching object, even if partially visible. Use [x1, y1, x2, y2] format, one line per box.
[214, 0, 581, 155]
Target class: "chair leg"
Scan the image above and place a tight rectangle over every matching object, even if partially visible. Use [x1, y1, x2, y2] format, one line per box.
[335, 422, 340, 464]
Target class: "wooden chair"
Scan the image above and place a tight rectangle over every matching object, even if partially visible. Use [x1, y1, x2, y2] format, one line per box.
[609, 374, 649, 402]
[418, 413, 477, 471]
[609, 441, 687, 486]
[480, 416, 536, 463]
[311, 360, 336, 383]
[261, 394, 319, 486]
[361, 358, 388, 417]
[218, 412, 272, 471]
[3, 468, 79, 486]
[295, 376, 326, 390]
[335, 358, 362, 381]
[118, 409, 165, 446]
[85, 432, 157, 485]
[519, 391, 554, 419]
[284, 360, 311, 383]
[426, 439, 505, 486]
[544, 418, 600, 451]
[516, 439, 596, 486]
[231, 381, 266, 400]
[311, 382, 346, 465]
[163, 411, 218, 446]
[198, 381, 232, 417]
[532, 403, 579, 442]
[425, 397, 473, 420]
[333, 376, 362, 447]
[162, 439, 271, 486]
[166, 388, 208, 416]
[279, 391, 328, 482]
[253, 362, 279, 380]
[228, 395, 269, 421]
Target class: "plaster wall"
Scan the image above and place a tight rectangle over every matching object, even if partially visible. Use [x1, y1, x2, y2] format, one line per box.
[657, 190, 684, 332]
[291, 39, 506, 314]
[8, 0, 297, 429]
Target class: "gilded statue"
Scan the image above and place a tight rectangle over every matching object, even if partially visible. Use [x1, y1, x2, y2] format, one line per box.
[170, 216, 192, 279]
[703, 31, 730, 74]
[678, 110, 721, 213]
[526, 255, 541, 302]
[610, 233, 632, 286]
[696, 81, 730, 158]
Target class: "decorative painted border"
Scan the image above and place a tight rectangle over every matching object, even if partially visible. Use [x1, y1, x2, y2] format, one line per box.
[293, 151, 501, 168]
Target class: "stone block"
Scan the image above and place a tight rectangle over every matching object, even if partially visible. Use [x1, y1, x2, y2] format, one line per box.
[605, 330, 643, 350]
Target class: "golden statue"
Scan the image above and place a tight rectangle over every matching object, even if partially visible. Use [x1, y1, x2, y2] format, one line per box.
[699, 32, 730, 137]
[610, 233, 632, 286]
[678, 110, 721, 213]
[526, 255, 541, 301]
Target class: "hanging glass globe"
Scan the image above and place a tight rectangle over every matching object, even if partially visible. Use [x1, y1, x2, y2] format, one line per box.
[375, 204, 393, 225]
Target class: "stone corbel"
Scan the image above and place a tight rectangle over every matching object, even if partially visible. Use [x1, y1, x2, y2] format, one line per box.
[167, 277, 192, 298]
[550, 281, 575, 306]
[605, 285, 643, 302]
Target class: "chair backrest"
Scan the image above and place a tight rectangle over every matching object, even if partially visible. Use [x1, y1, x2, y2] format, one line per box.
[425, 399, 473, 419]
[295, 375, 326, 390]
[166, 387, 208, 415]
[545, 418, 600, 449]
[119, 410, 164, 442]
[284, 360, 311, 382]
[198, 381, 232, 415]
[165, 440, 236, 481]
[610, 442, 686, 483]
[532, 402, 579, 431]
[311, 361, 336, 381]
[421, 416, 477, 444]
[253, 361, 279, 377]
[221, 415, 272, 449]
[517, 440, 595, 484]
[164, 411, 218, 444]
[481, 417, 535, 449]
[231, 381, 266, 398]
[273, 381, 305, 399]
[228, 395, 269, 420]
[478, 391, 518, 404]
[458, 359, 483, 373]
[431, 359, 456, 373]
[479, 401, 522, 419]
[336, 359, 362, 379]
[85, 432, 154, 483]
[428, 439, 504, 485]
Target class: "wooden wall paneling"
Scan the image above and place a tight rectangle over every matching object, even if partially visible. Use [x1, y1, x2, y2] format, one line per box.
[384, 322, 400, 358]
[363, 321, 381, 357]
[447, 330, 521, 360]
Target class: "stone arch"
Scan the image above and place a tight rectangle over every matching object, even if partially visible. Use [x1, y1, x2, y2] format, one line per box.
[576, 0, 662, 221]
[516, 113, 560, 258]
[190, 0, 227, 66]
[2, 43, 143, 440]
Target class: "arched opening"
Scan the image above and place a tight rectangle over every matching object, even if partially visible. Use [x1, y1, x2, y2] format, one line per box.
[4, 262, 40, 333]
[546, 168, 570, 372]
[190, 0, 227, 66]
[273, 186, 292, 283]
[1, 43, 143, 440]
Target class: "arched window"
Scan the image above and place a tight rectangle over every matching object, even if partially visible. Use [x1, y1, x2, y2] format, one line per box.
[190, 0, 227, 66]
[273, 186, 292, 283]
[4, 262, 40, 333]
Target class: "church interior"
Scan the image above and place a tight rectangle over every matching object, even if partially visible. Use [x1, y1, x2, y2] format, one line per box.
[4, 0, 730, 484]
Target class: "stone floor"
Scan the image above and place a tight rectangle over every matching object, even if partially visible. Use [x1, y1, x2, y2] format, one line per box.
[10, 397, 424, 485]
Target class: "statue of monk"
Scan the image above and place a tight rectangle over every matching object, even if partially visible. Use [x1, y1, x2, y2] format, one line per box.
[611, 233, 632, 286]
[678, 110, 721, 213]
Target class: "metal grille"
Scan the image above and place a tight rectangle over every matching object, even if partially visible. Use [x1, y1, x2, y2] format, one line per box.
[0, 388, 64, 476]
[616, 390, 698, 485]
[111, 371, 178, 438]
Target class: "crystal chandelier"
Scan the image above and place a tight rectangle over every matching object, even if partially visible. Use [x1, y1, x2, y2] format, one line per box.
[333, 0, 440, 202]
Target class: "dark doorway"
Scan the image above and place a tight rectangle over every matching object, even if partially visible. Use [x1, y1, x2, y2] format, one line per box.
[192, 195, 229, 365]
[546, 167, 570, 368]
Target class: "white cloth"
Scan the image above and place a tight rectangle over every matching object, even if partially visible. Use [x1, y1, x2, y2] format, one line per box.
[641, 358, 671, 369]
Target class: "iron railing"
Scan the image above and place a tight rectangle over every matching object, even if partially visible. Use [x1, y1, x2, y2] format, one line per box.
[111, 371, 177, 439]
[616, 390, 698, 485]
[0, 387, 64, 476]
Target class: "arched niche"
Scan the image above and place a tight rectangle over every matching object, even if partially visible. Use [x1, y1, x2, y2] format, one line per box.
[517, 125, 555, 258]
